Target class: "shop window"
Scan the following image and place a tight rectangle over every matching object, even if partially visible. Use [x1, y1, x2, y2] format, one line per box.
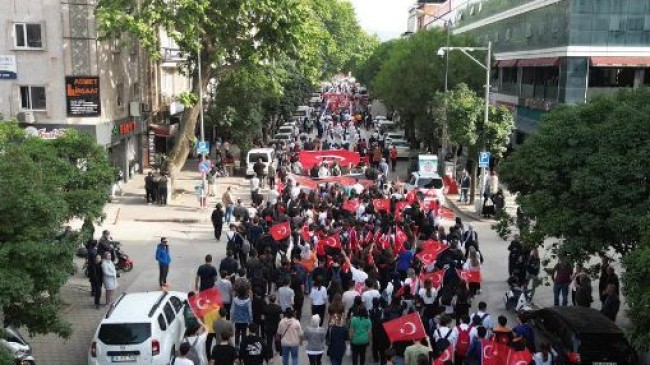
[20, 86, 47, 110]
[589, 68, 635, 87]
[117, 83, 124, 107]
[14, 23, 43, 49]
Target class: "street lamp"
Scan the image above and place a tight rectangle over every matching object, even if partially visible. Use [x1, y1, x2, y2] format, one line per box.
[437, 41, 492, 211]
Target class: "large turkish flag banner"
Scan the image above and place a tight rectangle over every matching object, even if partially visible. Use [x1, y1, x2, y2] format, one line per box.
[433, 344, 455, 365]
[507, 349, 534, 365]
[420, 269, 444, 288]
[299, 150, 361, 169]
[481, 339, 510, 365]
[383, 312, 427, 343]
[343, 199, 360, 212]
[416, 240, 448, 266]
[270, 221, 291, 241]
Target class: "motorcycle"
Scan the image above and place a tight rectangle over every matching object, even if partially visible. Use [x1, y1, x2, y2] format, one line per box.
[1, 325, 35, 365]
[113, 242, 134, 272]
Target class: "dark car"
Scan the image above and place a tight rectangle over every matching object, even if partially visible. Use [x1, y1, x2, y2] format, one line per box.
[523, 307, 637, 365]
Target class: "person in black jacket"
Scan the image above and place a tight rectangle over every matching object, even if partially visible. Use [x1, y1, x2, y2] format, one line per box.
[88, 254, 104, 309]
[601, 284, 620, 321]
[211, 203, 224, 240]
[263, 294, 283, 356]
[144, 172, 155, 204]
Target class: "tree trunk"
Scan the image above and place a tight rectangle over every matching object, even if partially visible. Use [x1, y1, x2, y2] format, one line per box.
[469, 160, 477, 204]
[167, 58, 213, 193]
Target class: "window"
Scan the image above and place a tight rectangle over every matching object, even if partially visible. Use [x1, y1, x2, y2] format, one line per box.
[157, 314, 167, 331]
[163, 302, 175, 324]
[14, 23, 42, 49]
[116, 83, 124, 107]
[20, 86, 46, 110]
[98, 323, 151, 345]
[169, 296, 182, 313]
[589, 68, 635, 87]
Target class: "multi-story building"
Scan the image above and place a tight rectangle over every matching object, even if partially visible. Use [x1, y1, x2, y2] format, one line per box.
[448, 0, 650, 143]
[0, 0, 149, 180]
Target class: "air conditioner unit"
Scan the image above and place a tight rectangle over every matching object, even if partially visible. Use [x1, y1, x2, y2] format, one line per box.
[16, 111, 35, 123]
[129, 101, 141, 117]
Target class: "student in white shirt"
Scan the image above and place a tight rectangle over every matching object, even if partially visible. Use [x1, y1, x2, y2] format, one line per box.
[342, 281, 361, 313]
[309, 277, 328, 326]
[533, 343, 557, 365]
[433, 314, 458, 347]
[361, 279, 381, 311]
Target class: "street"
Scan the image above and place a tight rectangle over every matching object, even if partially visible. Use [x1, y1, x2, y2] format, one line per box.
[28, 156, 588, 365]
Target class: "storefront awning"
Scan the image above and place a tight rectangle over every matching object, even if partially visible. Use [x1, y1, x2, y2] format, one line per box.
[517, 57, 559, 67]
[497, 59, 518, 67]
[590, 56, 650, 67]
[149, 123, 178, 138]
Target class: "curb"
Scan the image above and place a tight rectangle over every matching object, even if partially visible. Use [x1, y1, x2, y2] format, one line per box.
[134, 218, 204, 224]
[444, 194, 483, 222]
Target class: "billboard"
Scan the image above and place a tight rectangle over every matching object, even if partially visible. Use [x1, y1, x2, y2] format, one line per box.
[65, 76, 101, 117]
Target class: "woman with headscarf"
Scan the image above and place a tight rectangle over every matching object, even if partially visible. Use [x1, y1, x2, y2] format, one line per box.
[101, 252, 118, 306]
[304, 314, 327, 365]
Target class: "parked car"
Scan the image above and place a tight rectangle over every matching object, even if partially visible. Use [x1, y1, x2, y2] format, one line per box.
[245, 148, 276, 178]
[270, 133, 293, 145]
[523, 306, 637, 365]
[1, 325, 35, 365]
[88, 291, 205, 365]
[389, 140, 411, 159]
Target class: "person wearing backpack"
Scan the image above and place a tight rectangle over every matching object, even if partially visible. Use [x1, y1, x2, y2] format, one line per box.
[226, 224, 243, 260]
[231, 285, 253, 349]
[470, 301, 494, 336]
[455, 315, 473, 365]
[432, 314, 457, 358]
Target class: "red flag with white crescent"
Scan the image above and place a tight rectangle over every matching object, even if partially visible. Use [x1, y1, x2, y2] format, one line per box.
[188, 287, 223, 319]
[322, 235, 342, 253]
[378, 234, 391, 250]
[372, 198, 390, 212]
[394, 226, 408, 255]
[406, 189, 418, 204]
[506, 348, 534, 365]
[270, 221, 291, 241]
[301, 224, 311, 242]
[420, 269, 444, 288]
[481, 339, 510, 365]
[382, 312, 427, 343]
[433, 343, 455, 365]
[457, 269, 482, 283]
[363, 230, 374, 245]
[416, 240, 448, 266]
[343, 199, 360, 213]
[395, 201, 409, 214]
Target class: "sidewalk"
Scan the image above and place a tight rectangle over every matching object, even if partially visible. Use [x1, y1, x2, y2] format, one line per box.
[445, 187, 518, 222]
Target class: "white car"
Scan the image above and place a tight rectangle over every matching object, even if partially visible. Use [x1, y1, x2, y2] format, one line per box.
[88, 291, 198, 365]
[390, 140, 411, 159]
[277, 125, 295, 135]
[270, 133, 293, 145]
[405, 172, 445, 205]
[385, 131, 406, 141]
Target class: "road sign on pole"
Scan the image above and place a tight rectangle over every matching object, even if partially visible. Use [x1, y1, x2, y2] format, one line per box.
[478, 151, 490, 168]
[196, 141, 210, 155]
[198, 160, 211, 173]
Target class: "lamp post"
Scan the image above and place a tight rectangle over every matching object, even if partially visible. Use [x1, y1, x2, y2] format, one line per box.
[197, 45, 207, 196]
[437, 41, 492, 211]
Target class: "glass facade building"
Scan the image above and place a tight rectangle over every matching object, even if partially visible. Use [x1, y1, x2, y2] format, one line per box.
[453, 0, 650, 137]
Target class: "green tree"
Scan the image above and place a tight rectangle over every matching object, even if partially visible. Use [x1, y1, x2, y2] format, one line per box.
[497, 89, 650, 349]
[0, 122, 113, 355]
[444, 83, 514, 202]
[359, 29, 483, 143]
[97, 0, 317, 182]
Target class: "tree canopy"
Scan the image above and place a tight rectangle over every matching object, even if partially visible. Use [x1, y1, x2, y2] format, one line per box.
[497, 89, 650, 350]
[96, 0, 376, 178]
[0, 122, 113, 349]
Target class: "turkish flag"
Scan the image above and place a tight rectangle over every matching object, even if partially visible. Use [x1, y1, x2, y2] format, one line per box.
[383, 312, 427, 343]
[373, 198, 391, 212]
[363, 230, 374, 246]
[301, 224, 311, 242]
[439, 207, 455, 220]
[433, 344, 455, 365]
[457, 269, 482, 283]
[343, 199, 360, 212]
[406, 189, 418, 203]
[481, 339, 510, 365]
[416, 241, 448, 266]
[377, 233, 391, 250]
[188, 287, 223, 318]
[420, 269, 444, 288]
[507, 349, 534, 365]
[394, 226, 408, 255]
[322, 235, 342, 254]
[270, 221, 291, 241]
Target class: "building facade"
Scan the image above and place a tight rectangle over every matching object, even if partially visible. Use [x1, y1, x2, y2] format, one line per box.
[0, 0, 149, 181]
[443, 0, 650, 141]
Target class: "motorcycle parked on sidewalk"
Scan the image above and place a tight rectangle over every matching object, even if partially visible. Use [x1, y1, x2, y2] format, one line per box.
[1, 325, 36, 365]
[113, 242, 133, 272]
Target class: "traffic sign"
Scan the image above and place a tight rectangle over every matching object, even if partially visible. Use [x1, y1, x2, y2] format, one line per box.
[196, 141, 210, 155]
[198, 160, 211, 173]
[478, 151, 490, 168]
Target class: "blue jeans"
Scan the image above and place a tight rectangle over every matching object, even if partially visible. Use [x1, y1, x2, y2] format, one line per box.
[394, 355, 405, 365]
[553, 283, 569, 306]
[329, 357, 343, 365]
[460, 188, 469, 203]
[225, 204, 234, 223]
[305, 274, 313, 294]
[282, 346, 298, 365]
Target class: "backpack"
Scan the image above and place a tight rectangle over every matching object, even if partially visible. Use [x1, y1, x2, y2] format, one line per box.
[455, 325, 472, 357]
[433, 328, 452, 357]
[227, 233, 242, 255]
[472, 313, 489, 327]
[241, 236, 251, 256]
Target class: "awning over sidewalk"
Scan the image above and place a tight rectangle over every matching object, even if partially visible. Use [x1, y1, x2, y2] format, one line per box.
[149, 123, 178, 138]
[517, 57, 560, 67]
[496, 59, 518, 67]
[590, 56, 650, 67]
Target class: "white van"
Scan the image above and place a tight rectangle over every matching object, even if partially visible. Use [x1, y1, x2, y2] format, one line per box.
[246, 148, 276, 178]
[292, 105, 312, 120]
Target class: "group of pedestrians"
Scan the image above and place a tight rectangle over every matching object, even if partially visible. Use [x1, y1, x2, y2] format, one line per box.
[85, 230, 120, 309]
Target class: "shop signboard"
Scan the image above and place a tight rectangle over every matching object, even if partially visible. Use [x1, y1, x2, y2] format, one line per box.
[65, 76, 101, 117]
[0, 55, 17, 79]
